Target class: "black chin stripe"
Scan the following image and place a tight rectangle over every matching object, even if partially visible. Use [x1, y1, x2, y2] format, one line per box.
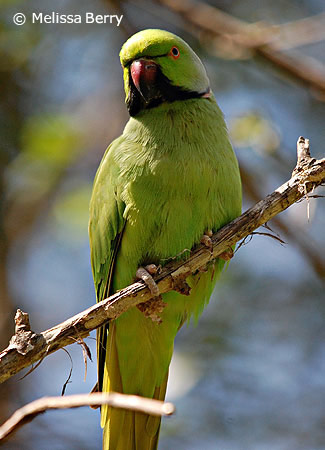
[127, 67, 209, 117]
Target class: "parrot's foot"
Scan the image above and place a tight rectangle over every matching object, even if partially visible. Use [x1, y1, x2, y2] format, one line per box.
[201, 230, 234, 261]
[218, 248, 234, 261]
[136, 265, 160, 297]
[200, 229, 213, 253]
[145, 263, 160, 276]
[136, 265, 165, 323]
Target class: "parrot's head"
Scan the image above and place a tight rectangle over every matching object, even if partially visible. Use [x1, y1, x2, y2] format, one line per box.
[120, 29, 211, 116]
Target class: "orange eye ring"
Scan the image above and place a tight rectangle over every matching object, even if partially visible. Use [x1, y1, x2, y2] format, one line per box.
[170, 46, 180, 59]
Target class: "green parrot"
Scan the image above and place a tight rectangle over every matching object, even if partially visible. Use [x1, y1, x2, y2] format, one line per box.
[89, 29, 242, 449]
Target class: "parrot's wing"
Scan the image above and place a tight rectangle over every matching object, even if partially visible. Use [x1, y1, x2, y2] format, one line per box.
[89, 138, 126, 391]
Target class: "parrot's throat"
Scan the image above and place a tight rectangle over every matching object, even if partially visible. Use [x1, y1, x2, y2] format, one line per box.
[127, 66, 210, 117]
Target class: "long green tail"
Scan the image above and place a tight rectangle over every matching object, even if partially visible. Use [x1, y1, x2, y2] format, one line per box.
[101, 323, 168, 449]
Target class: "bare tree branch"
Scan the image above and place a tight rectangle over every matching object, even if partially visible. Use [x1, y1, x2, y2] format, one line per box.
[153, 0, 325, 98]
[265, 12, 325, 51]
[0, 392, 175, 442]
[0, 137, 324, 385]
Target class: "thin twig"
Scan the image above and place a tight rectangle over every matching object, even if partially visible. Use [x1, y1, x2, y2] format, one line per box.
[0, 137, 324, 384]
[60, 348, 73, 396]
[0, 392, 175, 441]
[250, 231, 286, 245]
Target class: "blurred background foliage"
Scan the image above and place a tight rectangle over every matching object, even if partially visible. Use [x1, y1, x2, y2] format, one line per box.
[0, 0, 325, 449]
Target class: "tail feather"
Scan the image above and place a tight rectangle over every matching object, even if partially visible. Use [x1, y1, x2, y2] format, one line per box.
[102, 322, 169, 450]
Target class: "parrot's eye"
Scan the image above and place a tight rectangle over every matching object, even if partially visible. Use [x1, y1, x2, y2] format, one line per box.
[170, 46, 180, 59]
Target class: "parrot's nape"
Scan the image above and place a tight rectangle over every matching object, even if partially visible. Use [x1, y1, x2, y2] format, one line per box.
[89, 29, 242, 449]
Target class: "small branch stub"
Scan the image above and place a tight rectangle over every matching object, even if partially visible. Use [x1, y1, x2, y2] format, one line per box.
[7, 310, 43, 357]
[293, 136, 315, 176]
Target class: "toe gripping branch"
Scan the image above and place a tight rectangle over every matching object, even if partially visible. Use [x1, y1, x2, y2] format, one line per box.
[201, 230, 234, 261]
[136, 265, 166, 323]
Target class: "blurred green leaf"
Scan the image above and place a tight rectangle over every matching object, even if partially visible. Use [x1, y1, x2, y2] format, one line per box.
[5, 113, 83, 203]
[51, 183, 92, 236]
[21, 114, 80, 167]
[229, 112, 280, 154]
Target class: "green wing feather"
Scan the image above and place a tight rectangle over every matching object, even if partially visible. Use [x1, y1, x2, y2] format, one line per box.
[89, 137, 126, 391]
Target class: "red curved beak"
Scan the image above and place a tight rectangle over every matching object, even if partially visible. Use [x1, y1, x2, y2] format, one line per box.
[130, 59, 158, 101]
